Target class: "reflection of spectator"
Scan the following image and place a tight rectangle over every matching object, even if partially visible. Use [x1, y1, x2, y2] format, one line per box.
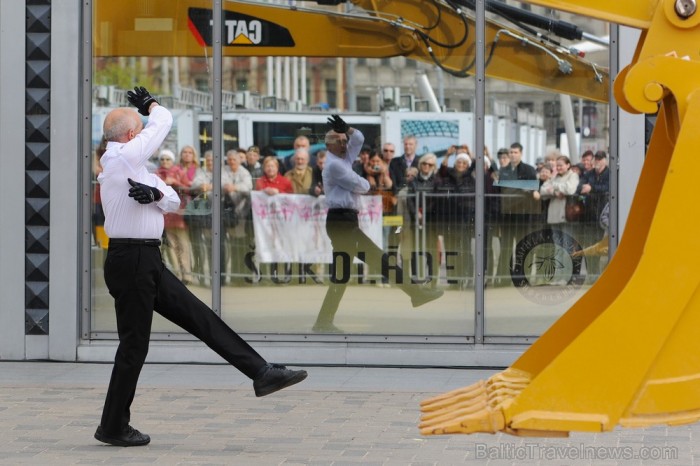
[364, 151, 395, 274]
[579, 150, 610, 278]
[285, 148, 313, 194]
[256, 156, 293, 194]
[436, 152, 475, 287]
[407, 153, 439, 286]
[496, 147, 510, 170]
[93, 137, 108, 248]
[538, 156, 579, 231]
[243, 145, 263, 186]
[156, 149, 193, 284]
[389, 135, 420, 191]
[309, 150, 326, 197]
[178, 145, 199, 189]
[352, 144, 372, 177]
[381, 142, 396, 165]
[255, 156, 293, 283]
[189, 151, 214, 285]
[496, 142, 539, 282]
[222, 149, 253, 284]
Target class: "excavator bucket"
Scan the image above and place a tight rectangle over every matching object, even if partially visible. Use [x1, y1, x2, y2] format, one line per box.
[420, 71, 700, 436]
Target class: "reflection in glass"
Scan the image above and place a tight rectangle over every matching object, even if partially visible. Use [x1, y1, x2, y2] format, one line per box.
[483, 3, 611, 337]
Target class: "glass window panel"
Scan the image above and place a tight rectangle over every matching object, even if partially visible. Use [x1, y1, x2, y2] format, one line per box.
[90, 1, 214, 335]
[483, 2, 611, 337]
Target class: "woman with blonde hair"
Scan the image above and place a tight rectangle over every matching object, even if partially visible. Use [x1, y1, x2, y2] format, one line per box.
[539, 155, 579, 229]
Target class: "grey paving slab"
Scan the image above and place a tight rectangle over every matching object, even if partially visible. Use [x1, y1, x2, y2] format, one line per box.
[0, 362, 696, 465]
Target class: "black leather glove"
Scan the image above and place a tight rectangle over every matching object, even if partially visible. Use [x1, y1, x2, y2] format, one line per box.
[327, 114, 349, 133]
[128, 178, 163, 204]
[126, 86, 159, 116]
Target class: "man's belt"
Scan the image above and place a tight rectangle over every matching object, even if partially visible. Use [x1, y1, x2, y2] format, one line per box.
[109, 238, 162, 247]
[327, 208, 358, 215]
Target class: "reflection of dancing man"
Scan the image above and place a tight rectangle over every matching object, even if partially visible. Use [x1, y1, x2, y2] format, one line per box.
[313, 115, 444, 333]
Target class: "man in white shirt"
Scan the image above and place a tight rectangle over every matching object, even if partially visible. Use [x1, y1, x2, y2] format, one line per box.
[95, 87, 307, 447]
[313, 115, 443, 333]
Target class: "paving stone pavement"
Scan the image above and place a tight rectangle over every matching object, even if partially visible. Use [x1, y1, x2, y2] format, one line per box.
[0, 362, 697, 465]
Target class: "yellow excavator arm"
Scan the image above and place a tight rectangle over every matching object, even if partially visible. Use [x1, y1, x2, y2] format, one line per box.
[421, 0, 700, 437]
[94, 0, 609, 102]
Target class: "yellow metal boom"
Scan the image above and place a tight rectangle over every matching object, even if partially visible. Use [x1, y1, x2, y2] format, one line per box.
[94, 0, 609, 102]
[421, 0, 700, 436]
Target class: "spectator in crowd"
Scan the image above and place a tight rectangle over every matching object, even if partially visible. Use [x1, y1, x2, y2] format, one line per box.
[352, 144, 372, 176]
[407, 153, 439, 286]
[543, 148, 560, 172]
[92, 137, 108, 249]
[473, 153, 501, 283]
[496, 147, 510, 170]
[538, 156, 579, 233]
[381, 142, 396, 165]
[235, 147, 247, 164]
[283, 134, 314, 172]
[255, 156, 293, 284]
[243, 145, 263, 186]
[579, 150, 610, 278]
[222, 149, 253, 284]
[285, 147, 318, 284]
[389, 135, 422, 272]
[496, 142, 539, 283]
[389, 135, 421, 190]
[177, 145, 200, 282]
[189, 150, 214, 285]
[309, 149, 327, 196]
[533, 163, 554, 222]
[436, 152, 475, 288]
[156, 149, 193, 285]
[364, 150, 395, 260]
[442, 144, 472, 168]
[256, 156, 293, 194]
[285, 148, 314, 194]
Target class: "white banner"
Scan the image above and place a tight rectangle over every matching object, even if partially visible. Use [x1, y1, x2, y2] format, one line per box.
[251, 192, 383, 263]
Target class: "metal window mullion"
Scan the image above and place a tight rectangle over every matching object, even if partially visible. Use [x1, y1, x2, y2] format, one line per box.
[473, 0, 486, 344]
[212, 0, 223, 314]
[608, 24, 619, 256]
[81, 0, 94, 340]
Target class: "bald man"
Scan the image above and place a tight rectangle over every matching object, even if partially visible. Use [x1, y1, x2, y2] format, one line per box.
[94, 87, 306, 447]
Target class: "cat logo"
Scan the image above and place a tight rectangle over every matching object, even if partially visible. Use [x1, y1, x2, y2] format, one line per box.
[225, 20, 261, 45]
[188, 7, 295, 48]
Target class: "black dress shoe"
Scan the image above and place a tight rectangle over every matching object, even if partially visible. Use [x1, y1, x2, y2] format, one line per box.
[253, 363, 308, 397]
[94, 425, 151, 447]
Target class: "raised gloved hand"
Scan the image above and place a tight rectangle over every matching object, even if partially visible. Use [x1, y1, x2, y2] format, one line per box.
[128, 178, 163, 204]
[327, 114, 349, 134]
[126, 86, 159, 116]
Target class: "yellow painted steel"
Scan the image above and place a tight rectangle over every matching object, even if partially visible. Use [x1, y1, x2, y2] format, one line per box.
[93, 0, 609, 102]
[421, 0, 700, 436]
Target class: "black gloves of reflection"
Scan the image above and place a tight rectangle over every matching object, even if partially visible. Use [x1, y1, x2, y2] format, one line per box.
[327, 114, 349, 134]
[128, 178, 163, 204]
[126, 86, 159, 116]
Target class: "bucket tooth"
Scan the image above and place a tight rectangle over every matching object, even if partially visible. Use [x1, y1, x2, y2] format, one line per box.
[420, 369, 530, 435]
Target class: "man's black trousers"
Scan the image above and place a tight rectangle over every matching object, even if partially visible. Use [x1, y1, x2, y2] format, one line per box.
[99, 242, 266, 435]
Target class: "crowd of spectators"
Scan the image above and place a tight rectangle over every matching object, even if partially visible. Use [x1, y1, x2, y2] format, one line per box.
[93, 134, 610, 287]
